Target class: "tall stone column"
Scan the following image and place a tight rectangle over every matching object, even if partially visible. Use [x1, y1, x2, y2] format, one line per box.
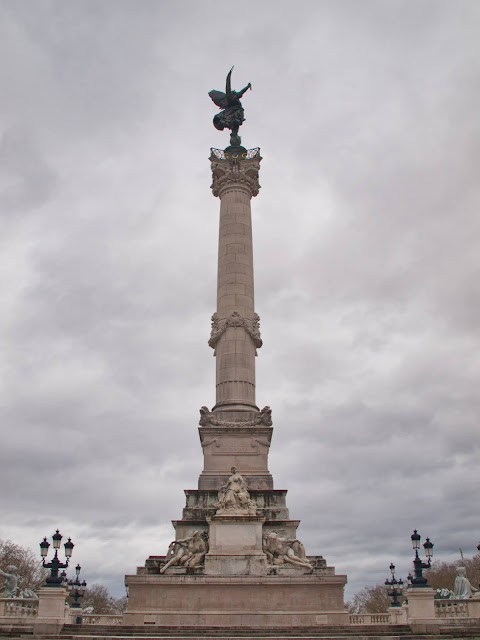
[208, 148, 262, 420]
[198, 147, 273, 491]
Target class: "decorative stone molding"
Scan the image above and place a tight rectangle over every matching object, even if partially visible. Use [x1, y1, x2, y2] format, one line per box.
[199, 405, 272, 428]
[209, 311, 262, 354]
[210, 154, 261, 198]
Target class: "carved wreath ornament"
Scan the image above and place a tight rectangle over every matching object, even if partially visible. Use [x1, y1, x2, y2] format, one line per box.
[208, 311, 262, 354]
[199, 405, 272, 428]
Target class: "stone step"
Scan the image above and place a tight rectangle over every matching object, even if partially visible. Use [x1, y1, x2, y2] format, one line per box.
[3, 625, 480, 640]
[18, 630, 480, 640]
[58, 625, 414, 637]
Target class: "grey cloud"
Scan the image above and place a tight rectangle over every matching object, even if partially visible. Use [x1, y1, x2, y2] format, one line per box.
[1, 0, 479, 601]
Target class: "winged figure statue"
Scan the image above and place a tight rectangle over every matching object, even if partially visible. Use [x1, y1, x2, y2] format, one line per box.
[208, 67, 252, 146]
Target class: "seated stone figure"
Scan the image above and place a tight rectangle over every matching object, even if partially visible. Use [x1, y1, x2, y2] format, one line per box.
[0, 565, 18, 597]
[217, 467, 256, 516]
[160, 531, 207, 574]
[263, 532, 312, 570]
[453, 566, 478, 599]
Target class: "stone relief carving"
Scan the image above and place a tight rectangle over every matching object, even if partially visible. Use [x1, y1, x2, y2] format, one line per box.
[209, 311, 262, 354]
[0, 565, 18, 597]
[160, 531, 208, 574]
[210, 158, 261, 198]
[199, 405, 272, 428]
[216, 466, 256, 516]
[263, 532, 312, 570]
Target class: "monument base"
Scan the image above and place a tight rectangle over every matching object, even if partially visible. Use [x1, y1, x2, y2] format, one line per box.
[205, 513, 267, 576]
[124, 573, 348, 627]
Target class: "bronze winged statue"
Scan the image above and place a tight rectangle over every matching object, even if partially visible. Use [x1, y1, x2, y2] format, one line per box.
[208, 67, 252, 147]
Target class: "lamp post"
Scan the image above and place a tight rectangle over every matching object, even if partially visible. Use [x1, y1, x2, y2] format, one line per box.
[39, 530, 74, 587]
[68, 564, 87, 608]
[409, 529, 434, 587]
[385, 562, 404, 607]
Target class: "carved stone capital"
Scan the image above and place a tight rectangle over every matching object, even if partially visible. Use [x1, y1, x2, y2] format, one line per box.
[209, 311, 262, 354]
[210, 155, 261, 198]
[199, 405, 272, 428]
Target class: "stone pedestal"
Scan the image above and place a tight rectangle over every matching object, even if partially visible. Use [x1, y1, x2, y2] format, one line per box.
[33, 587, 67, 636]
[124, 573, 348, 627]
[198, 425, 273, 491]
[205, 514, 267, 576]
[406, 587, 439, 634]
[406, 587, 436, 621]
[388, 604, 407, 624]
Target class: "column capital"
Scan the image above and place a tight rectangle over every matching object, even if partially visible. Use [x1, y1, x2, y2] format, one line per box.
[210, 148, 262, 198]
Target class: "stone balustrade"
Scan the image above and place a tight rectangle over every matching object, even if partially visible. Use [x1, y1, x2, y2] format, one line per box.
[349, 613, 392, 624]
[434, 597, 480, 619]
[0, 597, 38, 620]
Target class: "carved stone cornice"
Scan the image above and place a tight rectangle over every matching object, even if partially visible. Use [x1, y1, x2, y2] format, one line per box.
[209, 311, 262, 354]
[210, 154, 261, 198]
[199, 405, 273, 428]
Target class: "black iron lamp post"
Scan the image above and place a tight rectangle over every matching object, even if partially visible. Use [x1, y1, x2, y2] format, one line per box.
[68, 564, 87, 608]
[385, 562, 404, 607]
[39, 530, 74, 587]
[409, 529, 434, 587]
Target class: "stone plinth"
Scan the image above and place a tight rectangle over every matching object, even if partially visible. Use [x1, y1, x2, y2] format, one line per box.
[124, 573, 348, 627]
[406, 587, 441, 635]
[33, 587, 67, 636]
[205, 514, 267, 576]
[406, 587, 436, 622]
[198, 425, 273, 490]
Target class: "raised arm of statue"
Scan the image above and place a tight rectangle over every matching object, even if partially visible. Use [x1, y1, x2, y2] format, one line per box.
[236, 83, 252, 99]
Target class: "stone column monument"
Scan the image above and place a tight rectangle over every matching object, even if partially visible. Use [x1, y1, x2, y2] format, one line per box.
[198, 145, 274, 494]
[124, 69, 348, 628]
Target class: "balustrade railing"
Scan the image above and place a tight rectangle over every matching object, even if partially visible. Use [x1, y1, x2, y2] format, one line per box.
[349, 613, 391, 624]
[0, 598, 38, 619]
[435, 598, 471, 618]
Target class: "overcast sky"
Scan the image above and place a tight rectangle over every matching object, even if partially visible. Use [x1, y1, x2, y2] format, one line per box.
[1, 0, 479, 601]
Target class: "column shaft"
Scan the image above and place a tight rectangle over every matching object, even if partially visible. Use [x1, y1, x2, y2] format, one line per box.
[209, 151, 262, 420]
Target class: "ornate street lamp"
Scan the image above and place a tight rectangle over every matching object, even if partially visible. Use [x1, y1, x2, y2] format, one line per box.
[68, 564, 87, 608]
[409, 529, 434, 587]
[39, 530, 74, 587]
[384, 562, 404, 607]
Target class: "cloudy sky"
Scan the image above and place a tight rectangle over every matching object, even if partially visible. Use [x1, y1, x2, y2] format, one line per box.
[1, 1, 479, 601]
